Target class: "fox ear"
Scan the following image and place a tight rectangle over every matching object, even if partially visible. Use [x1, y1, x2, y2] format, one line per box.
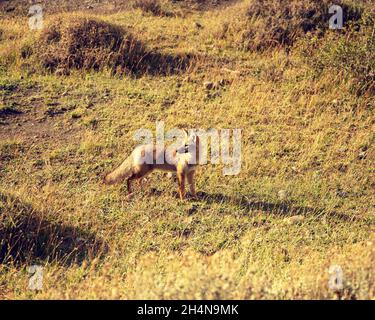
[183, 129, 189, 139]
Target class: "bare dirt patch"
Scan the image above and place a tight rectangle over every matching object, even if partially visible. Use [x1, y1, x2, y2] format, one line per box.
[0, 0, 132, 18]
[0, 0, 240, 18]
[0, 80, 81, 146]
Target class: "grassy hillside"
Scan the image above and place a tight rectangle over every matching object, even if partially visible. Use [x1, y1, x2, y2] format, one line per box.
[0, 0, 374, 299]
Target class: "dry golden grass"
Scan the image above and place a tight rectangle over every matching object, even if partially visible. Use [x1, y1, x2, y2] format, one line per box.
[0, 0, 374, 299]
[36, 16, 149, 75]
[25, 14, 194, 76]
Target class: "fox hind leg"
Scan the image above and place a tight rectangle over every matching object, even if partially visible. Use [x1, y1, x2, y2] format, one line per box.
[126, 166, 150, 197]
[187, 171, 197, 199]
[127, 177, 134, 195]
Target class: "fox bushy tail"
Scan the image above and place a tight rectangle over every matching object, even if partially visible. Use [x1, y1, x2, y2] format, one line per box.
[104, 156, 133, 185]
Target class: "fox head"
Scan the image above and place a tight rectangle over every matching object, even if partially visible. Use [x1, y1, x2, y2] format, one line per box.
[177, 130, 200, 156]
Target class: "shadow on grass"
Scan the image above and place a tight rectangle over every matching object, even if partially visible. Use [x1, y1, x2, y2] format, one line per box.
[196, 191, 364, 222]
[137, 52, 195, 77]
[0, 107, 22, 119]
[0, 192, 107, 266]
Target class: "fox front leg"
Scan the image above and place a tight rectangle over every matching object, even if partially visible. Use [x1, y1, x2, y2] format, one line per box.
[177, 172, 186, 200]
[187, 171, 197, 199]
